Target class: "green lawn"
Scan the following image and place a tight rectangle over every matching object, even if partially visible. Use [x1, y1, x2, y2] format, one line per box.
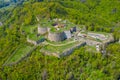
[28, 33, 44, 41]
[22, 25, 37, 34]
[42, 41, 80, 53]
[6, 44, 34, 64]
[39, 19, 54, 28]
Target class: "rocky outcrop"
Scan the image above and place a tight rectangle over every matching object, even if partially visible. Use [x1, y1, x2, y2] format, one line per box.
[48, 32, 66, 42]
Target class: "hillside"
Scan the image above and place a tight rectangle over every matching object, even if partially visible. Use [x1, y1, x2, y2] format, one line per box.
[0, 0, 25, 8]
[0, 0, 120, 80]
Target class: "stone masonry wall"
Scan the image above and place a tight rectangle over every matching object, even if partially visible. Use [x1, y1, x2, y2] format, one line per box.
[40, 42, 86, 58]
[64, 30, 72, 39]
[27, 38, 37, 45]
[38, 26, 48, 34]
[59, 42, 86, 57]
[48, 32, 66, 42]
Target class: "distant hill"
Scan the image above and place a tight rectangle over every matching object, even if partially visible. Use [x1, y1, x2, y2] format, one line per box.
[0, 0, 25, 8]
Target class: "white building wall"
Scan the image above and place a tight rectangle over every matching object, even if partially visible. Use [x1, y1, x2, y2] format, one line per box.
[64, 30, 72, 39]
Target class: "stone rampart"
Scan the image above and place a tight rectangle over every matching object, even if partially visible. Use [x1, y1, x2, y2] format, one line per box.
[38, 26, 48, 34]
[70, 27, 76, 33]
[27, 38, 45, 45]
[60, 42, 86, 57]
[40, 42, 86, 58]
[104, 35, 115, 45]
[27, 38, 37, 45]
[48, 32, 66, 42]
[64, 30, 72, 39]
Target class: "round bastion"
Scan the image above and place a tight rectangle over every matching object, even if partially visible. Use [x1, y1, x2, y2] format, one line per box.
[38, 25, 48, 34]
[48, 32, 66, 42]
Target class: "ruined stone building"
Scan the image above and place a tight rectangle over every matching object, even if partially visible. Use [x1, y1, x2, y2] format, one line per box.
[38, 24, 76, 42]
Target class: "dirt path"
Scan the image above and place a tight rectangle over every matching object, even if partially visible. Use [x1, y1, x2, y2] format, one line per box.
[43, 40, 77, 46]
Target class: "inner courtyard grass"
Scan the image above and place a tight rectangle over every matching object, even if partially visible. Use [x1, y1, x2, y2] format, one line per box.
[46, 38, 74, 45]
[22, 25, 37, 34]
[28, 33, 44, 41]
[42, 41, 80, 53]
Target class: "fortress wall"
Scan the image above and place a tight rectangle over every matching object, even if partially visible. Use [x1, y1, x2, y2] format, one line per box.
[40, 49, 60, 58]
[40, 42, 86, 58]
[64, 30, 72, 39]
[70, 27, 76, 33]
[86, 40, 102, 46]
[103, 35, 115, 46]
[38, 27, 48, 34]
[27, 38, 37, 45]
[60, 42, 86, 57]
[47, 27, 51, 32]
[27, 38, 45, 45]
[48, 32, 66, 42]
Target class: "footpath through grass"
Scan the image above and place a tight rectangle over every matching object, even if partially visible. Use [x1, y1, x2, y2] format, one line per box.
[5, 44, 34, 65]
[42, 41, 80, 53]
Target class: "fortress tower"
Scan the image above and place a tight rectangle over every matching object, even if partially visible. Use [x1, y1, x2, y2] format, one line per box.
[38, 25, 48, 34]
[48, 32, 66, 42]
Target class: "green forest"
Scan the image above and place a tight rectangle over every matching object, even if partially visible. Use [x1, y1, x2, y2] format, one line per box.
[0, 0, 120, 80]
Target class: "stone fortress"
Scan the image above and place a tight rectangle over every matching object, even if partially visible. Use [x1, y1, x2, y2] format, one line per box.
[37, 19, 77, 42]
[27, 18, 115, 57]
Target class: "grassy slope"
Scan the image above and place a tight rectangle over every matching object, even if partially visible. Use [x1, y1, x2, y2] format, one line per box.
[4, 44, 34, 65]
[43, 41, 79, 53]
